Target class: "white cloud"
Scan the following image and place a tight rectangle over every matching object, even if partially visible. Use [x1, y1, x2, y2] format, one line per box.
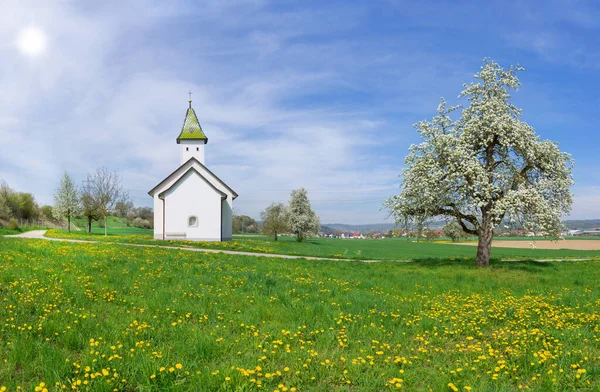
[0, 0, 597, 226]
[570, 186, 600, 220]
[0, 0, 405, 224]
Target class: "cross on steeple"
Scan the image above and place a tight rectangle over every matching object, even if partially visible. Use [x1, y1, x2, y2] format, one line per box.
[188, 90, 193, 107]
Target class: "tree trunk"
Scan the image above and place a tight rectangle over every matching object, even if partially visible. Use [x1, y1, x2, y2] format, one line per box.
[87, 216, 92, 233]
[274, 232, 278, 241]
[104, 215, 108, 237]
[475, 226, 493, 267]
[67, 211, 71, 233]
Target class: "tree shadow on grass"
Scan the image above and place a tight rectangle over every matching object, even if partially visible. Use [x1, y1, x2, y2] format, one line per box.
[408, 258, 556, 273]
[490, 259, 557, 272]
[301, 239, 323, 246]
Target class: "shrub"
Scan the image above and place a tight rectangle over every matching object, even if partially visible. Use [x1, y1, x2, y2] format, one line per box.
[8, 218, 19, 231]
[424, 229, 441, 241]
[40, 205, 54, 221]
[132, 217, 151, 229]
[443, 221, 467, 242]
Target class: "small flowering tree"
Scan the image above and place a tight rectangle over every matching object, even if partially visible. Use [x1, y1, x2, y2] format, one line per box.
[443, 221, 467, 243]
[53, 172, 81, 232]
[261, 202, 290, 241]
[385, 59, 574, 266]
[288, 188, 320, 242]
[86, 167, 127, 237]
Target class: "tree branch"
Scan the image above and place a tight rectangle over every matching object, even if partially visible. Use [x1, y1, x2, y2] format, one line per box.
[458, 218, 478, 235]
[433, 204, 479, 235]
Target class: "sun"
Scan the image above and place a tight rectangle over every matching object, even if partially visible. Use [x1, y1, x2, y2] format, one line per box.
[16, 26, 47, 56]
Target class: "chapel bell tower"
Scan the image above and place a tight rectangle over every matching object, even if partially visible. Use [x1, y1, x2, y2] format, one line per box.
[177, 95, 208, 165]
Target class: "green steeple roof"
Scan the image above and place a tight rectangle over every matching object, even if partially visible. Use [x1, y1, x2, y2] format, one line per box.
[176, 101, 208, 144]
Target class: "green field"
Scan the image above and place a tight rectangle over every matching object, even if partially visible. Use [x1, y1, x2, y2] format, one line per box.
[69, 216, 153, 235]
[0, 236, 598, 391]
[45, 229, 600, 261]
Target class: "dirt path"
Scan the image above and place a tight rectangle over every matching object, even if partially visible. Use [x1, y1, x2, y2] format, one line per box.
[4, 230, 93, 242]
[455, 239, 600, 251]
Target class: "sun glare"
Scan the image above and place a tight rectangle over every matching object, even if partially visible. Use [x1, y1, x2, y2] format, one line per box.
[17, 26, 47, 56]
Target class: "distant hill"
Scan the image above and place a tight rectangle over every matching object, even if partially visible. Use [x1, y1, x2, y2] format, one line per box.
[323, 221, 450, 234]
[565, 219, 600, 230]
[322, 223, 397, 234]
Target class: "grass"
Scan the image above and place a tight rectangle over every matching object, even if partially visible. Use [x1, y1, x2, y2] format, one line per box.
[71, 215, 153, 236]
[0, 215, 151, 236]
[45, 229, 600, 261]
[0, 236, 599, 391]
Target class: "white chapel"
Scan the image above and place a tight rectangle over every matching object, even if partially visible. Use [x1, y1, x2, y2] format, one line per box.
[148, 98, 237, 241]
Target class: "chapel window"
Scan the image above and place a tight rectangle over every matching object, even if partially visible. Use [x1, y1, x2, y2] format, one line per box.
[188, 216, 198, 227]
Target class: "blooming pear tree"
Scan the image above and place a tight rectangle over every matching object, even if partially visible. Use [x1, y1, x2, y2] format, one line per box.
[53, 171, 81, 232]
[443, 221, 467, 243]
[385, 59, 574, 266]
[289, 188, 320, 242]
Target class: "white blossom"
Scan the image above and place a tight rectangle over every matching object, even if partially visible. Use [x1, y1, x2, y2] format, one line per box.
[53, 171, 81, 232]
[289, 188, 320, 242]
[384, 59, 574, 266]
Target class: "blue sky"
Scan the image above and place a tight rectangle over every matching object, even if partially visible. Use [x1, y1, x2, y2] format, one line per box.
[1, 0, 599, 224]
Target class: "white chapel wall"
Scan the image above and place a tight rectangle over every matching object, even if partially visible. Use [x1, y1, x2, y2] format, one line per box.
[152, 160, 236, 242]
[221, 198, 233, 240]
[162, 171, 222, 241]
[153, 195, 164, 240]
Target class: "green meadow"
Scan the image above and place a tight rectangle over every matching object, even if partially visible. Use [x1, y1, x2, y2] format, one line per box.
[70, 216, 153, 235]
[45, 229, 600, 261]
[1, 236, 599, 391]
